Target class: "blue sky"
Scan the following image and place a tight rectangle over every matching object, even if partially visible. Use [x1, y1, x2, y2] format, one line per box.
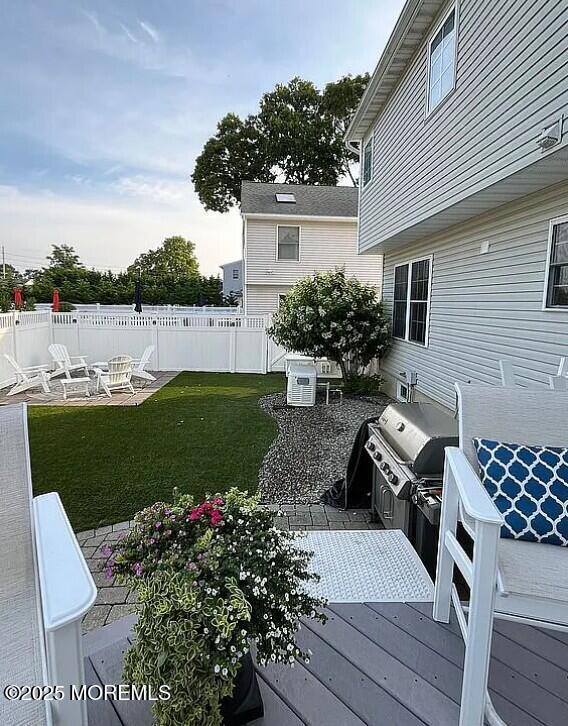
[0, 0, 403, 275]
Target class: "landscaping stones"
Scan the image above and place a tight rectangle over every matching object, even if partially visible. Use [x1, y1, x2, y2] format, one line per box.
[258, 392, 389, 504]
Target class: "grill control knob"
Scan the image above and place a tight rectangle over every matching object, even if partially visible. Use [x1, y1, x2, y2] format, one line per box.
[388, 473, 399, 486]
[367, 441, 375, 452]
[373, 451, 382, 462]
[380, 462, 390, 472]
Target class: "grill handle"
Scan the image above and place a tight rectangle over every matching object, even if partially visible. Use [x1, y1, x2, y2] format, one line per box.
[373, 427, 413, 467]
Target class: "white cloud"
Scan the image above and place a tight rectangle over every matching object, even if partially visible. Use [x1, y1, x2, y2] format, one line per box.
[0, 185, 241, 276]
[139, 20, 160, 44]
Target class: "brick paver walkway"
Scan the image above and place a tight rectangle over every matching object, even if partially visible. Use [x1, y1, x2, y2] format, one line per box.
[78, 505, 380, 632]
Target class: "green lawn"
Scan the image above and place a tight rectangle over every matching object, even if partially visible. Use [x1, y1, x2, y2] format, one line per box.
[28, 373, 284, 532]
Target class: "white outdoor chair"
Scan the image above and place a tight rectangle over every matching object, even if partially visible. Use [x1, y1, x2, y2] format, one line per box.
[4, 353, 51, 396]
[48, 343, 89, 379]
[131, 345, 156, 384]
[433, 383, 568, 726]
[549, 356, 568, 390]
[94, 354, 135, 397]
[1, 403, 96, 726]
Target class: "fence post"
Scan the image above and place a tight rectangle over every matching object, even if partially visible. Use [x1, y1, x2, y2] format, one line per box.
[229, 324, 237, 373]
[152, 314, 160, 371]
[11, 311, 18, 362]
[48, 311, 54, 345]
[264, 315, 271, 374]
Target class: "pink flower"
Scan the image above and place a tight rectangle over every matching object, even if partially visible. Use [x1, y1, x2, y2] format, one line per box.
[210, 510, 223, 527]
[101, 544, 112, 558]
[132, 562, 143, 576]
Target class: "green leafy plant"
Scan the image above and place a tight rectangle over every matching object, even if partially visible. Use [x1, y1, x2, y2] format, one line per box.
[268, 269, 391, 390]
[108, 488, 326, 726]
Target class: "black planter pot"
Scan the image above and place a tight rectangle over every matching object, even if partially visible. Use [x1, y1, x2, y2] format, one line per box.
[220, 652, 264, 726]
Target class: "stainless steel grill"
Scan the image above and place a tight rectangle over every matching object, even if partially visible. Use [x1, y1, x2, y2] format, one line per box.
[365, 402, 458, 535]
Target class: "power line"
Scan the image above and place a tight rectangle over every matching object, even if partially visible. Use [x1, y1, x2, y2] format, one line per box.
[4, 250, 128, 273]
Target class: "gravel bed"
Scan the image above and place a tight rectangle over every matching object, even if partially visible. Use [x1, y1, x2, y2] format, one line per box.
[258, 391, 390, 504]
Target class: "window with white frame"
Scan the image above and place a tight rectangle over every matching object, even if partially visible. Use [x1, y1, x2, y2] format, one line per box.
[232, 268, 239, 280]
[362, 137, 373, 186]
[545, 219, 568, 307]
[392, 257, 431, 345]
[277, 225, 300, 261]
[427, 7, 457, 113]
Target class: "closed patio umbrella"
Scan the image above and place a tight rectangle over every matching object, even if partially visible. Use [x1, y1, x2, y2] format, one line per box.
[13, 287, 23, 309]
[134, 279, 143, 313]
[52, 288, 60, 312]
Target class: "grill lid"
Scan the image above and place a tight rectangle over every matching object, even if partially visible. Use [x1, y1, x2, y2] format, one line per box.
[377, 402, 458, 476]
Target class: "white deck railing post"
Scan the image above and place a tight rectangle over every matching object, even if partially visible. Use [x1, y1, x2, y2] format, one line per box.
[459, 520, 500, 726]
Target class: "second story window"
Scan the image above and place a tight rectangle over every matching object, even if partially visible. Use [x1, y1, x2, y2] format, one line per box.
[362, 138, 373, 186]
[427, 7, 456, 113]
[392, 256, 432, 345]
[277, 225, 300, 261]
[545, 218, 568, 308]
[232, 269, 239, 280]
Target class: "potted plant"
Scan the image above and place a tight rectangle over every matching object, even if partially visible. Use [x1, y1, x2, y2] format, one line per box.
[106, 488, 326, 726]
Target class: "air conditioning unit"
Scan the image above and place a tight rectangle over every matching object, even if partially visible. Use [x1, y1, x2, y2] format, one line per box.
[287, 364, 317, 407]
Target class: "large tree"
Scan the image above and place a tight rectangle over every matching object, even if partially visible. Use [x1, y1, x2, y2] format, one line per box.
[191, 73, 369, 212]
[127, 236, 200, 282]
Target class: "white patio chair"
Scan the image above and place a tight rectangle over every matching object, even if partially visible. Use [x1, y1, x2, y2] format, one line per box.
[4, 353, 51, 396]
[131, 344, 156, 384]
[549, 356, 568, 390]
[48, 343, 89, 379]
[1, 403, 96, 726]
[93, 354, 135, 397]
[433, 383, 568, 726]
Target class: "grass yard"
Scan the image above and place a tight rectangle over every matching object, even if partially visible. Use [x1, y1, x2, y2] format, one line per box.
[28, 372, 284, 532]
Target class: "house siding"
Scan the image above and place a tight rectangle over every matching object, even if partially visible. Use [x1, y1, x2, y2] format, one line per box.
[359, 0, 568, 252]
[380, 181, 568, 411]
[244, 217, 382, 314]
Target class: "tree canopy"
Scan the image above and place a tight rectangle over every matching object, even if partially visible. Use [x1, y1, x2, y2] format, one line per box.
[191, 73, 369, 212]
[268, 269, 390, 388]
[17, 238, 223, 308]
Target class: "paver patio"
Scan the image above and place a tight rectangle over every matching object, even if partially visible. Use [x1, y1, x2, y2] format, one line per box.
[0, 370, 176, 406]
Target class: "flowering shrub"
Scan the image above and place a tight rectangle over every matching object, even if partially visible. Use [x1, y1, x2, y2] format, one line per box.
[268, 268, 390, 390]
[108, 488, 325, 726]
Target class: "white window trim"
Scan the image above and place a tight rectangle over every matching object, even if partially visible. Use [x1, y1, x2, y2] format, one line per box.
[362, 136, 373, 188]
[275, 224, 301, 262]
[393, 254, 433, 347]
[425, 3, 459, 118]
[543, 214, 568, 311]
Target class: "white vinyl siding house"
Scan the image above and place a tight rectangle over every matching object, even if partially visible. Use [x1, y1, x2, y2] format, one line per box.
[241, 183, 382, 317]
[346, 0, 568, 411]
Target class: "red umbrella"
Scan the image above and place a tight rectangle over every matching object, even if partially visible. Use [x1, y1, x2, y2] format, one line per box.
[52, 288, 60, 312]
[13, 287, 23, 309]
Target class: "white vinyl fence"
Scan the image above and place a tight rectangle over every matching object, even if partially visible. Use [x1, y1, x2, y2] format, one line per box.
[0, 311, 269, 388]
[36, 303, 241, 315]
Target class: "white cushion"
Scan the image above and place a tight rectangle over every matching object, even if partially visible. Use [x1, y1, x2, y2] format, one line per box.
[498, 538, 568, 603]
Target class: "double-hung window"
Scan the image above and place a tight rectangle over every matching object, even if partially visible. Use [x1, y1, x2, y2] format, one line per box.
[232, 268, 239, 280]
[362, 138, 373, 186]
[427, 7, 457, 113]
[545, 219, 568, 308]
[277, 225, 300, 261]
[392, 257, 432, 345]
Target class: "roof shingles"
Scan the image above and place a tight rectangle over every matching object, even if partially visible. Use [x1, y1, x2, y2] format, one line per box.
[241, 182, 358, 218]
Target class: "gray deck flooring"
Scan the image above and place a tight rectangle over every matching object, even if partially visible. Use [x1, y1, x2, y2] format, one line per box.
[82, 603, 568, 726]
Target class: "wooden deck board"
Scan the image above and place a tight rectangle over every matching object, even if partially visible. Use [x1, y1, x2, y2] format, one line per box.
[83, 602, 568, 726]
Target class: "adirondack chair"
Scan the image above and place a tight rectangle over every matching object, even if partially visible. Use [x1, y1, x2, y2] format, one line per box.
[4, 353, 51, 396]
[48, 343, 89, 379]
[131, 345, 156, 384]
[433, 384, 568, 726]
[0, 403, 96, 726]
[93, 354, 135, 397]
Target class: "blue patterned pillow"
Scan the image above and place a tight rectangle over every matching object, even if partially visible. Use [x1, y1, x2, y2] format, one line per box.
[473, 438, 568, 546]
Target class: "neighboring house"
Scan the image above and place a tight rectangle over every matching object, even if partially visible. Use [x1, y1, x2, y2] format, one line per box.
[220, 259, 243, 299]
[346, 0, 568, 411]
[240, 181, 382, 316]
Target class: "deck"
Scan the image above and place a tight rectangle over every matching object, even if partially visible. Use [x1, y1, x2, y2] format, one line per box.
[83, 603, 568, 726]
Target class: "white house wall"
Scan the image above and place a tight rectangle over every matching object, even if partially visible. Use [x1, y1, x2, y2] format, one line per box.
[245, 217, 382, 314]
[359, 0, 568, 251]
[380, 181, 568, 410]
